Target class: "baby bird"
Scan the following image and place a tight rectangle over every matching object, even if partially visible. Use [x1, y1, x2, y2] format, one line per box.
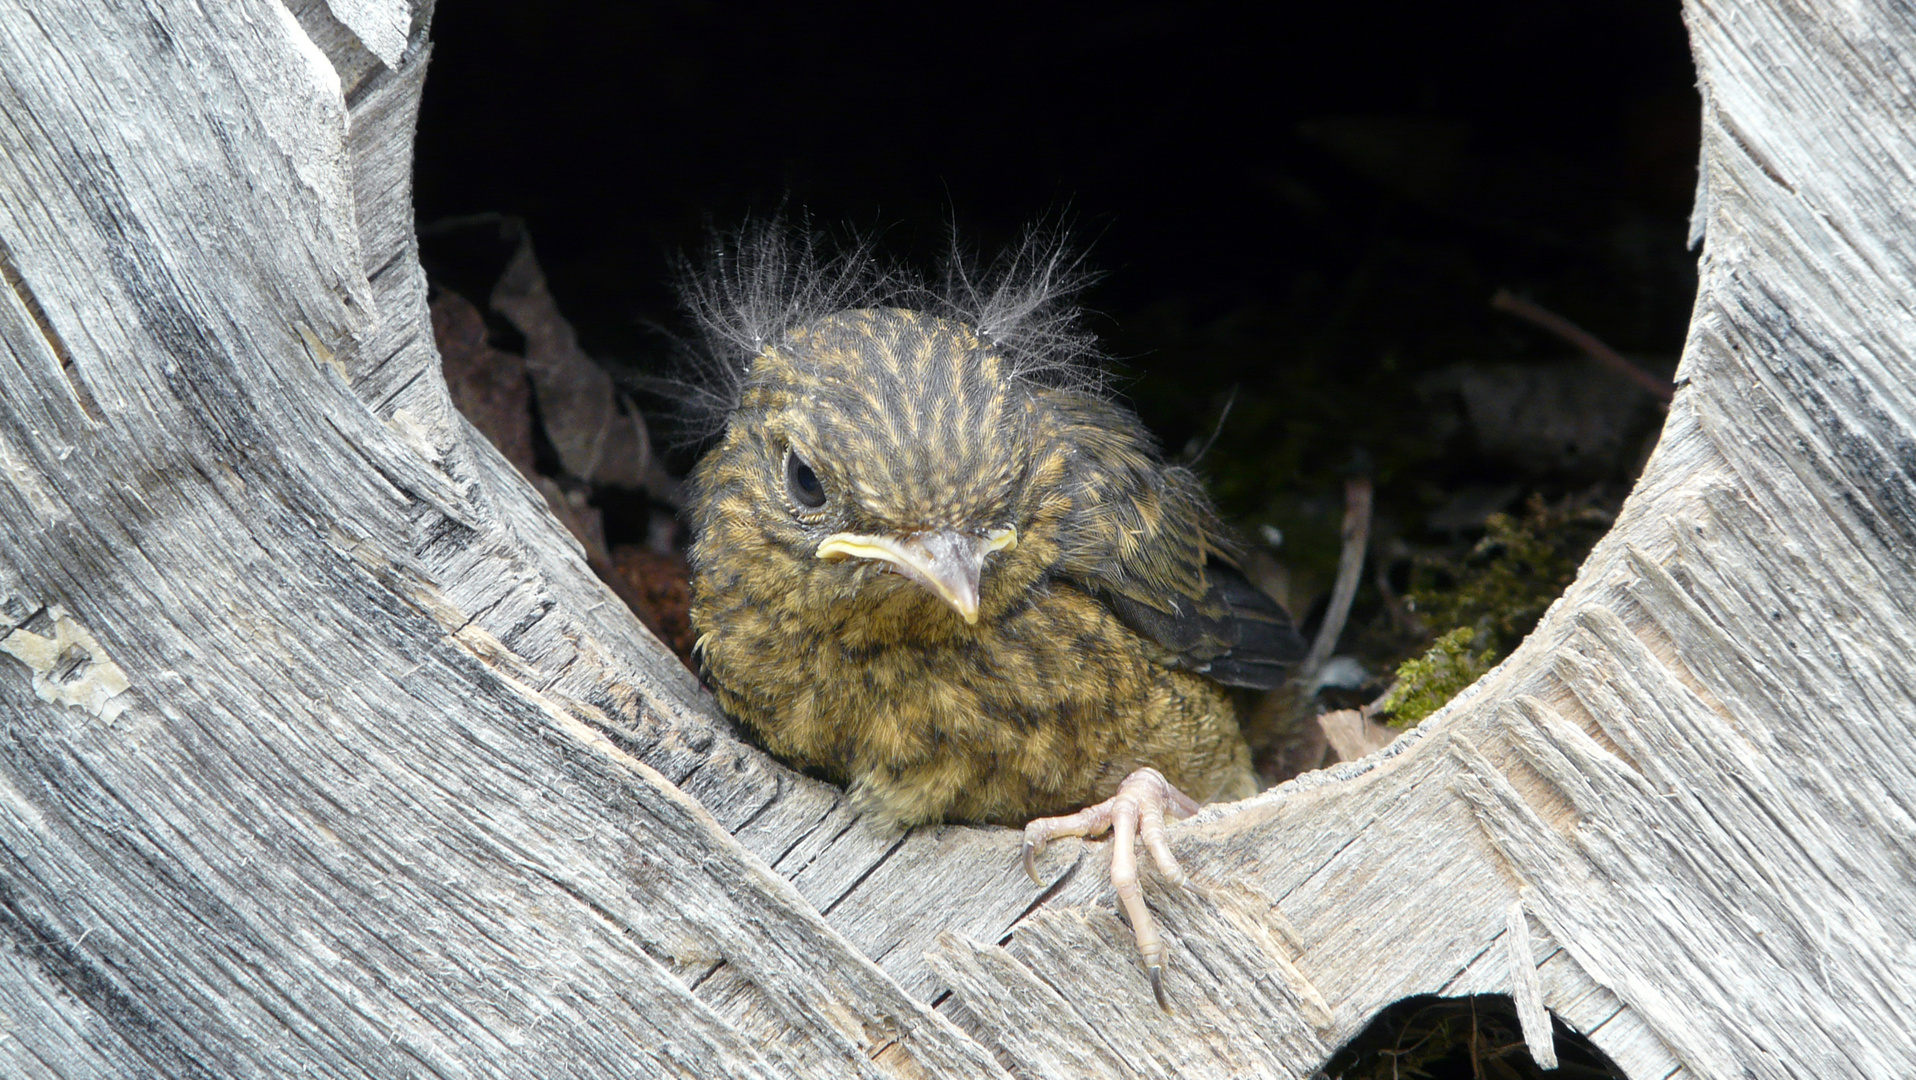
[684, 242, 1305, 1001]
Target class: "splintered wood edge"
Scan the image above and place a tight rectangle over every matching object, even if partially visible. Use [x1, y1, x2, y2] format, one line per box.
[349, 0, 1916, 1072]
[6, 0, 1915, 1077]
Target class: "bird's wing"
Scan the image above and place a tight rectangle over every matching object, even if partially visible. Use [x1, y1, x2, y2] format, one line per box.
[1040, 392, 1307, 689]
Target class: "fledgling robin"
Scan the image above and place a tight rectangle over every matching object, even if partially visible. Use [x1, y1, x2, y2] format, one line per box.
[681, 228, 1306, 1002]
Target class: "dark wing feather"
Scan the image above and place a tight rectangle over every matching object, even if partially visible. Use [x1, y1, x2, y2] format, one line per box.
[1040, 392, 1308, 689]
[1100, 556, 1308, 688]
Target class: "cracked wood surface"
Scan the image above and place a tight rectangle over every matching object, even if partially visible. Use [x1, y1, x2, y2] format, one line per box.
[3, 0, 1915, 1077]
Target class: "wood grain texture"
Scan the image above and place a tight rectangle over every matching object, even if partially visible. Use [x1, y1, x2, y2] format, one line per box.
[0, 3, 1001, 1077]
[4, 0, 1914, 1076]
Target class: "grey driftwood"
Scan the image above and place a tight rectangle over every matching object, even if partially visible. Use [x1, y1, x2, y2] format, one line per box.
[3, 0, 1913, 1076]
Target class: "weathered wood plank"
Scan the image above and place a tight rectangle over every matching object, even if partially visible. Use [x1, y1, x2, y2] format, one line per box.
[6, 0, 1916, 1075]
[0, 2, 1006, 1076]
[926, 3, 1916, 1075]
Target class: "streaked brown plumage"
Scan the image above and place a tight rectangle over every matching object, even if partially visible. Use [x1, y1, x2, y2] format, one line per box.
[683, 241, 1305, 998]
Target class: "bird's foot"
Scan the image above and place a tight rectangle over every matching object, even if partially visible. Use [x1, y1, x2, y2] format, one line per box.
[1021, 767, 1203, 1008]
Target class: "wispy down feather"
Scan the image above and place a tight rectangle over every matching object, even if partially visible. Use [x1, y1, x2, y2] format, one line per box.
[665, 216, 1106, 443]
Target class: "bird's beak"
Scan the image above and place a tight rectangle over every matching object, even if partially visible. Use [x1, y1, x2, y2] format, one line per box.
[816, 528, 1017, 625]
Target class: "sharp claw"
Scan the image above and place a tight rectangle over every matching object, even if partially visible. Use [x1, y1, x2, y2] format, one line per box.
[1022, 767, 1205, 1010]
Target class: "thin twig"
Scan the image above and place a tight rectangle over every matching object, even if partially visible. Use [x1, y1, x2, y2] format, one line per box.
[1491, 288, 1674, 403]
[1302, 475, 1373, 679]
[1188, 385, 1239, 464]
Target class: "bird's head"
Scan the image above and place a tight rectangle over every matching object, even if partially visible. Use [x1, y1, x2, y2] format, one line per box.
[690, 307, 1050, 628]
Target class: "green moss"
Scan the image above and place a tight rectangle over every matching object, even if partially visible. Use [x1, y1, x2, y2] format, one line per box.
[1408, 496, 1611, 653]
[1380, 495, 1613, 725]
[1380, 627, 1499, 727]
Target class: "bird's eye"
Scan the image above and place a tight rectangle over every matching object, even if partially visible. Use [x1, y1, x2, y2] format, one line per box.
[785, 449, 827, 510]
